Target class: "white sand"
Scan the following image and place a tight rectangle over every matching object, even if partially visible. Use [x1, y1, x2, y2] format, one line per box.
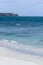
[0, 56, 38, 65]
[0, 47, 43, 65]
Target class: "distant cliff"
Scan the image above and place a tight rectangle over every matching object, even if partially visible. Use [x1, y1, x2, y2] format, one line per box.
[0, 13, 18, 16]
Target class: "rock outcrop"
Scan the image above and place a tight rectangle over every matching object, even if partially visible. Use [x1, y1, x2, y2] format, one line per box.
[0, 13, 18, 16]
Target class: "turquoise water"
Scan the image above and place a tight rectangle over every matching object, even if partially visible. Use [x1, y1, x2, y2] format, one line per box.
[0, 16, 43, 56]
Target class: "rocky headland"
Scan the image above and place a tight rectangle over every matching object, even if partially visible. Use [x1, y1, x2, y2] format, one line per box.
[0, 13, 18, 16]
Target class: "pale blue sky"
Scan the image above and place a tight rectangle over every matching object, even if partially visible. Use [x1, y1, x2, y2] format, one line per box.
[0, 0, 43, 16]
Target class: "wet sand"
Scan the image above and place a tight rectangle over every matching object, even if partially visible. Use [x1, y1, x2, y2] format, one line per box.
[0, 47, 43, 65]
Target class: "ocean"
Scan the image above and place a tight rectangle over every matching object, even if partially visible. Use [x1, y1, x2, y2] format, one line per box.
[0, 16, 43, 56]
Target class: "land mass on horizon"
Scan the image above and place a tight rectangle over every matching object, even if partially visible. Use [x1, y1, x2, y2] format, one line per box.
[0, 13, 18, 16]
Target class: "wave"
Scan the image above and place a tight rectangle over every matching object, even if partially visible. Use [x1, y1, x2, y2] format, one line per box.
[0, 39, 43, 56]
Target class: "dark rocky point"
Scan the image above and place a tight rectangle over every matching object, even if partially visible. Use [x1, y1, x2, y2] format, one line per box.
[0, 13, 18, 16]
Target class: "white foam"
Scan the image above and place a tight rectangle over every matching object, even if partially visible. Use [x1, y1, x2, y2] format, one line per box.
[0, 39, 43, 56]
[0, 56, 38, 65]
[16, 24, 21, 26]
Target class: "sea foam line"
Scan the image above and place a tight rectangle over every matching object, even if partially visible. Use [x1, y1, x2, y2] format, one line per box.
[0, 39, 43, 56]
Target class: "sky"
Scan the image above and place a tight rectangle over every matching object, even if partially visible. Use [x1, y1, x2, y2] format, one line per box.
[0, 0, 43, 16]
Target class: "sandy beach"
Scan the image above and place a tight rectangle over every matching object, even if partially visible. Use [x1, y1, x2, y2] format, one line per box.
[0, 47, 43, 65]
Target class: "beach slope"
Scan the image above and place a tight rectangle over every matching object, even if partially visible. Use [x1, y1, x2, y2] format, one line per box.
[0, 47, 43, 65]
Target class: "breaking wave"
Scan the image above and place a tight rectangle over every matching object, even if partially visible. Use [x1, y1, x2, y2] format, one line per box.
[0, 39, 43, 56]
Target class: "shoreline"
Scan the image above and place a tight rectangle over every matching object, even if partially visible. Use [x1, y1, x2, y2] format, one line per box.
[0, 47, 43, 65]
[0, 39, 43, 57]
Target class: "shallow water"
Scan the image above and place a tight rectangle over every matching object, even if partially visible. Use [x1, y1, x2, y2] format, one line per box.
[0, 16, 43, 56]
